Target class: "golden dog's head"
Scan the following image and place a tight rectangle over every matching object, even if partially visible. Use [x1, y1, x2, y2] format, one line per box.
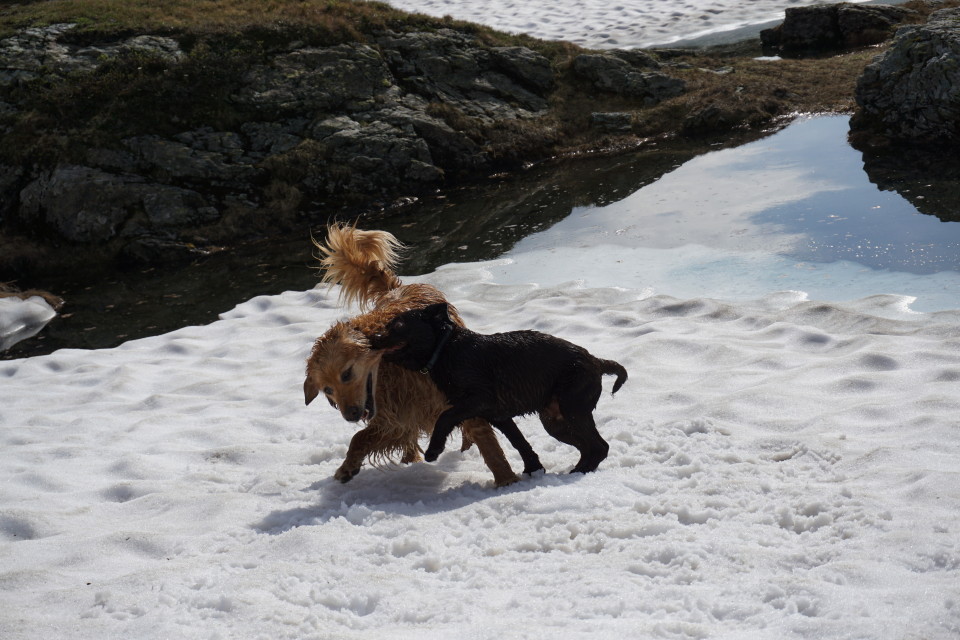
[304, 322, 383, 423]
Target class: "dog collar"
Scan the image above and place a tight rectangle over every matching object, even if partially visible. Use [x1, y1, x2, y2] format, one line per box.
[421, 321, 454, 374]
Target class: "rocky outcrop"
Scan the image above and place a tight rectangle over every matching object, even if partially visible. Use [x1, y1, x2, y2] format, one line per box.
[853, 8, 960, 145]
[376, 31, 554, 120]
[572, 52, 685, 104]
[760, 3, 914, 56]
[18, 165, 218, 243]
[0, 24, 583, 271]
[0, 24, 183, 85]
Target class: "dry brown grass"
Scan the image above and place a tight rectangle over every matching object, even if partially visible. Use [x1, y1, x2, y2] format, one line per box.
[0, 0, 543, 46]
[650, 46, 885, 134]
[0, 281, 64, 310]
[489, 43, 891, 160]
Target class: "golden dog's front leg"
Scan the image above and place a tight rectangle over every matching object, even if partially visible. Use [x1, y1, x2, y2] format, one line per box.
[400, 445, 423, 464]
[336, 426, 382, 483]
[461, 418, 520, 487]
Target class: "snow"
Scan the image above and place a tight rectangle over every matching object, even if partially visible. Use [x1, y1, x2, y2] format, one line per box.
[0, 296, 56, 352]
[380, 0, 889, 48]
[2, 265, 960, 638]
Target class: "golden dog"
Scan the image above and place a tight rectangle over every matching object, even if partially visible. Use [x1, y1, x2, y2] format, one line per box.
[304, 224, 519, 486]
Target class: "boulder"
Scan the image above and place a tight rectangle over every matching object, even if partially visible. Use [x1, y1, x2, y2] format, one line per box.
[371, 105, 486, 174]
[853, 8, 960, 144]
[19, 165, 217, 243]
[0, 23, 183, 86]
[760, 3, 914, 55]
[236, 43, 394, 113]
[572, 54, 684, 105]
[489, 46, 555, 91]
[376, 30, 552, 120]
[123, 135, 259, 183]
[241, 120, 307, 155]
[590, 112, 633, 132]
[307, 118, 444, 194]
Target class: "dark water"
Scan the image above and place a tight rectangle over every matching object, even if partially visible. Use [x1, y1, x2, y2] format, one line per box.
[4, 115, 959, 359]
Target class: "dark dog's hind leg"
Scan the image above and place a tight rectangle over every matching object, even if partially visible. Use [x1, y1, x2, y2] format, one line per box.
[491, 419, 544, 475]
[566, 412, 609, 473]
[558, 372, 609, 473]
[539, 401, 609, 474]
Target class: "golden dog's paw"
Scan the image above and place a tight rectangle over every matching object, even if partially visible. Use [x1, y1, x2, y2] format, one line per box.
[334, 464, 361, 483]
[494, 472, 521, 488]
[400, 449, 423, 464]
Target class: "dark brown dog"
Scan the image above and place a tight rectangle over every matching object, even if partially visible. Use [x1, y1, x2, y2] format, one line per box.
[370, 302, 628, 473]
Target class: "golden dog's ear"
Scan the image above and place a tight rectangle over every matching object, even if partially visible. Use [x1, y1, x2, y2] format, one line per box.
[304, 377, 320, 406]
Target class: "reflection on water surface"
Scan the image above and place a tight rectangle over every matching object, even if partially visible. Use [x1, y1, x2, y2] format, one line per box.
[504, 115, 960, 275]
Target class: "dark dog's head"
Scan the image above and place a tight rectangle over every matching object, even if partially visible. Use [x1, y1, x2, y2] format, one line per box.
[369, 302, 452, 371]
[304, 322, 383, 423]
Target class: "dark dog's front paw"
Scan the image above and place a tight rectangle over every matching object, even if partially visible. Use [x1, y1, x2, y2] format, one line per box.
[424, 446, 443, 462]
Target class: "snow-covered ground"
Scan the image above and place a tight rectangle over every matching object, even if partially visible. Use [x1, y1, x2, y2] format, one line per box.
[2, 262, 960, 639]
[381, 0, 889, 48]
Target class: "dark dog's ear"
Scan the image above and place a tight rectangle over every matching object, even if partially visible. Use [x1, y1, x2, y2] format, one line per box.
[424, 302, 451, 324]
[304, 377, 320, 406]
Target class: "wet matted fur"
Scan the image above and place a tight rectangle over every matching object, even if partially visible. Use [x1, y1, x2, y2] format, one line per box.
[304, 224, 519, 486]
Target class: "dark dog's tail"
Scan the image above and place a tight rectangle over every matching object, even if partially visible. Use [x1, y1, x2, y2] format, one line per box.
[600, 359, 628, 394]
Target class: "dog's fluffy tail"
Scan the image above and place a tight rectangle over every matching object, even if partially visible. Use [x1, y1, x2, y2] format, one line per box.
[314, 223, 404, 310]
[601, 359, 628, 394]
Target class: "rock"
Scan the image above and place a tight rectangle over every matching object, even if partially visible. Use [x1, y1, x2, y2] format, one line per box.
[123, 134, 259, 183]
[236, 43, 394, 113]
[142, 189, 219, 228]
[122, 35, 184, 63]
[681, 104, 734, 134]
[761, 3, 914, 55]
[376, 30, 552, 120]
[853, 8, 960, 144]
[19, 166, 144, 242]
[370, 105, 486, 174]
[489, 46, 556, 91]
[241, 120, 307, 155]
[572, 54, 685, 104]
[0, 23, 183, 87]
[0, 23, 562, 271]
[609, 50, 662, 70]
[307, 118, 444, 194]
[590, 112, 634, 132]
[19, 165, 218, 243]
